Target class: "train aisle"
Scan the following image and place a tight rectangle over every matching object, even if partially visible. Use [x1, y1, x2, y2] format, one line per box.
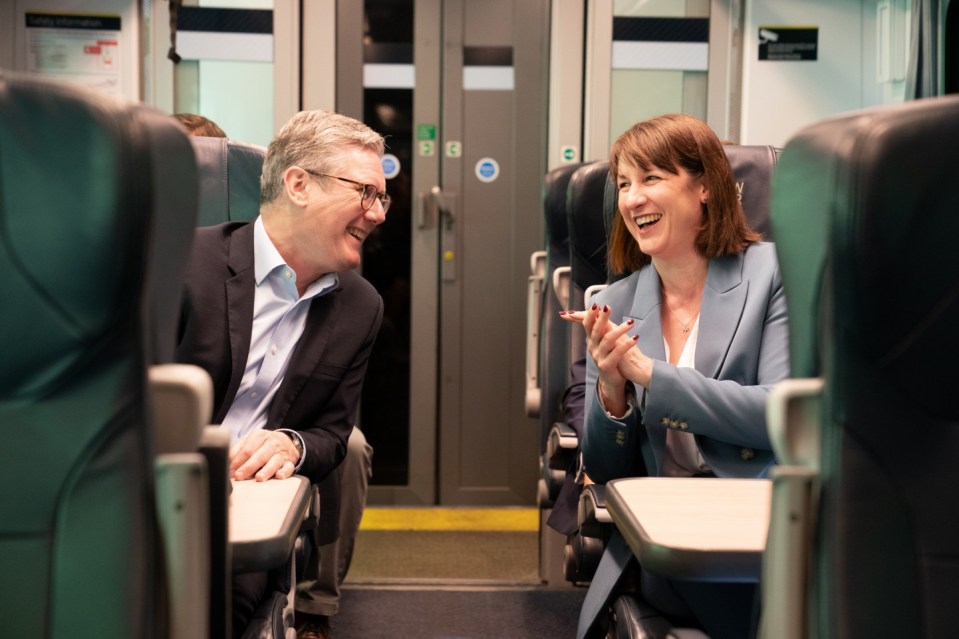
[335, 507, 586, 638]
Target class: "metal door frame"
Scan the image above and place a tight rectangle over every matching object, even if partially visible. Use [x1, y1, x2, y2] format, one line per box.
[332, 0, 442, 505]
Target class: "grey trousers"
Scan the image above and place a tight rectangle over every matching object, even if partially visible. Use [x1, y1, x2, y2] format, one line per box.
[295, 425, 372, 617]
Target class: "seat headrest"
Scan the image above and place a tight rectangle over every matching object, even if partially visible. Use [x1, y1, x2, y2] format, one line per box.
[543, 163, 582, 267]
[0, 72, 155, 394]
[722, 145, 781, 239]
[568, 161, 611, 291]
[190, 136, 267, 226]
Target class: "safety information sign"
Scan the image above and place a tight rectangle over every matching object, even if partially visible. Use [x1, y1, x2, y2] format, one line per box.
[25, 12, 122, 95]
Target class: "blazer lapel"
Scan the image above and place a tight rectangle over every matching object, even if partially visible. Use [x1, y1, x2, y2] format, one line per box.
[219, 225, 256, 423]
[696, 252, 748, 380]
[625, 267, 666, 362]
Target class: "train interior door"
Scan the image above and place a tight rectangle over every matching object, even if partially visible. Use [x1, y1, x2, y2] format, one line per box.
[335, 0, 549, 506]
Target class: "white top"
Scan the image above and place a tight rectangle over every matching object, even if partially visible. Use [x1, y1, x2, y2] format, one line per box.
[660, 317, 711, 477]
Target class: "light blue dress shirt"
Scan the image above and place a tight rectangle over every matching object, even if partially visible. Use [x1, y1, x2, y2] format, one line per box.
[221, 217, 339, 465]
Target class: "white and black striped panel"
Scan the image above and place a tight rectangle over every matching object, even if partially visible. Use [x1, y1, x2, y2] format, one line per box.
[363, 43, 415, 89]
[612, 16, 708, 72]
[175, 7, 273, 63]
[463, 46, 513, 91]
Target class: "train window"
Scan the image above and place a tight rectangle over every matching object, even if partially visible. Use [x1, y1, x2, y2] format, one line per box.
[172, 0, 276, 147]
[608, 2, 709, 144]
[359, 0, 415, 487]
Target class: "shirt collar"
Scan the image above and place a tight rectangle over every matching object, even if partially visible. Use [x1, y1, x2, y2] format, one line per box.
[252, 216, 340, 299]
[253, 216, 287, 286]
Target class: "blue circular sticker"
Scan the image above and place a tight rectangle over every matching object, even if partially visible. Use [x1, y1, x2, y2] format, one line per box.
[475, 157, 500, 183]
[381, 153, 401, 180]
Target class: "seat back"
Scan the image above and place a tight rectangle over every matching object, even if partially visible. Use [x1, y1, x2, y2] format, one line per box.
[725, 144, 780, 239]
[568, 161, 613, 364]
[569, 161, 612, 297]
[769, 94, 959, 638]
[537, 163, 583, 447]
[0, 71, 175, 638]
[190, 136, 267, 225]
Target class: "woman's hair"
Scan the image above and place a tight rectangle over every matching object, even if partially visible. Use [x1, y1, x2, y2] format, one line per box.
[260, 110, 385, 204]
[173, 113, 227, 138]
[607, 114, 760, 273]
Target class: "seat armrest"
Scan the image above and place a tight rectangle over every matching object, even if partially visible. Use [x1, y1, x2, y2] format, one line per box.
[578, 483, 612, 538]
[199, 426, 231, 639]
[547, 421, 579, 470]
[584, 283, 607, 310]
[526, 250, 548, 417]
[155, 453, 210, 639]
[553, 266, 571, 309]
[758, 466, 817, 639]
[759, 377, 823, 639]
[149, 364, 216, 639]
[767, 378, 824, 468]
[149, 364, 214, 454]
[549, 421, 579, 449]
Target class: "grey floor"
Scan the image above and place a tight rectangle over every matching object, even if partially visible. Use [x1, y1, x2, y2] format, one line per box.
[334, 528, 587, 638]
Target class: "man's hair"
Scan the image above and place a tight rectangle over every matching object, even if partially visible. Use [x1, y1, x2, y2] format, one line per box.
[173, 113, 227, 138]
[607, 113, 760, 274]
[260, 110, 386, 205]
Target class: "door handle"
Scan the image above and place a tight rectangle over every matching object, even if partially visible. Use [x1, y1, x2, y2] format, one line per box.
[427, 186, 458, 282]
[432, 185, 454, 230]
[415, 185, 455, 230]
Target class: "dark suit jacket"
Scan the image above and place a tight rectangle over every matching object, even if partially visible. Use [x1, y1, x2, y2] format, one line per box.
[176, 221, 383, 543]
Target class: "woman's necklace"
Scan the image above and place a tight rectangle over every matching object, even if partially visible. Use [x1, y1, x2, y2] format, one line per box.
[662, 288, 700, 334]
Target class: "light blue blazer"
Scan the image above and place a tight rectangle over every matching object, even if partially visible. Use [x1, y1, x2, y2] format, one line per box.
[582, 242, 790, 483]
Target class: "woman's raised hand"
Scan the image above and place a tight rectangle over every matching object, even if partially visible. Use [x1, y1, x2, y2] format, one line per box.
[561, 305, 640, 416]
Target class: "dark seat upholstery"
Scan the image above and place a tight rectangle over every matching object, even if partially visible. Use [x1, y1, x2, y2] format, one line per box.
[190, 136, 267, 225]
[569, 161, 613, 308]
[725, 145, 780, 240]
[0, 71, 198, 638]
[535, 163, 584, 509]
[764, 94, 959, 638]
[547, 161, 613, 580]
[538, 163, 583, 450]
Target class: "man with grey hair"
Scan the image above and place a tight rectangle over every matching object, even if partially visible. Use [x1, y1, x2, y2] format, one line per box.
[176, 110, 389, 638]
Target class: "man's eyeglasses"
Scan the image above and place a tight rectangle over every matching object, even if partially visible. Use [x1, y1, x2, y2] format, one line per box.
[303, 169, 391, 213]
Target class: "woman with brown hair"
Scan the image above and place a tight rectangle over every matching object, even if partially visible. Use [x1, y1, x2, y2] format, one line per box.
[562, 113, 789, 636]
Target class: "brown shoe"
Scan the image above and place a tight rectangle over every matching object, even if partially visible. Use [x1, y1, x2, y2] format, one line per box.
[296, 614, 331, 639]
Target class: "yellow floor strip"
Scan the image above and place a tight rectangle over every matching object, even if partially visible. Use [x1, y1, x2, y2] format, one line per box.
[360, 507, 539, 532]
